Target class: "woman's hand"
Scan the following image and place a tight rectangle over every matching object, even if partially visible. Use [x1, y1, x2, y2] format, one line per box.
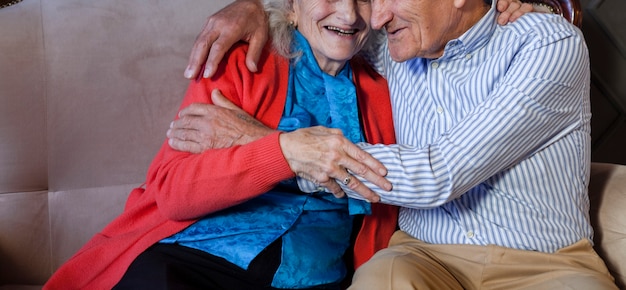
[496, 0, 533, 25]
[184, 0, 268, 79]
[279, 127, 391, 202]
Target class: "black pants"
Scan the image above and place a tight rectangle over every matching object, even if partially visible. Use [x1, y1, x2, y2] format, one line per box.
[113, 240, 341, 290]
[114, 239, 282, 290]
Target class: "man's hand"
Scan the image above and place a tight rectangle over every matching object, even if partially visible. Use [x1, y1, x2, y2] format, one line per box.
[496, 0, 533, 25]
[279, 127, 392, 202]
[184, 0, 268, 79]
[167, 89, 273, 153]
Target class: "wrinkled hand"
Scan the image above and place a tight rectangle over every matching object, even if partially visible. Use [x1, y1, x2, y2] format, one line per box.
[184, 0, 268, 79]
[279, 127, 392, 202]
[496, 0, 533, 25]
[167, 89, 273, 153]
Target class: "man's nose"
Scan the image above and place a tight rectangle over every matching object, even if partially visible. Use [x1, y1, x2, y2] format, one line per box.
[370, 0, 390, 30]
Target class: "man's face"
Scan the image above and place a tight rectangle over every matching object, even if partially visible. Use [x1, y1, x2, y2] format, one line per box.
[370, 0, 464, 61]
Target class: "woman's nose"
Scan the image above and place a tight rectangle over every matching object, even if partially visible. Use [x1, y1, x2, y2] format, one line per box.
[337, 0, 357, 24]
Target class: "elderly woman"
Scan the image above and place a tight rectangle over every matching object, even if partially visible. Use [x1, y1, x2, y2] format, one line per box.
[45, 0, 395, 289]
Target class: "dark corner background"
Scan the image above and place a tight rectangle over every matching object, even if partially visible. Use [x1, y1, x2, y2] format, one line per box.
[582, 0, 626, 165]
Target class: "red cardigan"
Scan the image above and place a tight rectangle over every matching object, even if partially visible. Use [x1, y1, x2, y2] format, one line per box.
[44, 43, 398, 289]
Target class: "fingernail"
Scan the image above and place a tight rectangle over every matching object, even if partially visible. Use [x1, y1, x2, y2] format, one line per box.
[170, 121, 174, 128]
[184, 67, 193, 79]
[203, 67, 212, 78]
[247, 60, 258, 72]
[166, 129, 171, 137]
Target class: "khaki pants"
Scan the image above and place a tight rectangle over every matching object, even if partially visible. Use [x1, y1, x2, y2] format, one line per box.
[349, 230, 617, 290]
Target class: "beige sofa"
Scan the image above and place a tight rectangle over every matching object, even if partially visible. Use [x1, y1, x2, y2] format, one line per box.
[0, 0, 229, 288]
[588, 163, 626, 288]
[0, 0, 624, 289]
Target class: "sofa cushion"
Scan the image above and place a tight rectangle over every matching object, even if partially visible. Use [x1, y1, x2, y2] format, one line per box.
[589, 162, 626, 289]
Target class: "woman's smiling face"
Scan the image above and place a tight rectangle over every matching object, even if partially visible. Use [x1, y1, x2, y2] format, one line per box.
[292, 0, 372, 75]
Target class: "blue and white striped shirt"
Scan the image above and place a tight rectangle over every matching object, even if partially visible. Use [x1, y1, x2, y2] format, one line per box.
[341, 4, 591, 253]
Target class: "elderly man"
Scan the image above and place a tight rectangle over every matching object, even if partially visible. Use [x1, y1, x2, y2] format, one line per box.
[171, 0, 618, 288]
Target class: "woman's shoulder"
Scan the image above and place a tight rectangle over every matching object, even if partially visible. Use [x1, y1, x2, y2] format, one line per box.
[220, 41, 288, 73]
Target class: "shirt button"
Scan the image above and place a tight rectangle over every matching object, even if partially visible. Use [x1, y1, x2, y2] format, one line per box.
[281, 223, 290, 230]
[466, 231, 475, 239]
[436, 107, 444, 114]
[431, 62, 439, 69]
[465, 53, 472, 60]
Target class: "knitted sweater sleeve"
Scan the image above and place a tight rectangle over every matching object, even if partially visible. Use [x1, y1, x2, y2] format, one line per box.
[144, 43, 294, 221]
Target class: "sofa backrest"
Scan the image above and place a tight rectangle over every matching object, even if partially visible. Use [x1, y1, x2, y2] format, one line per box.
[0, 0, 229, 285]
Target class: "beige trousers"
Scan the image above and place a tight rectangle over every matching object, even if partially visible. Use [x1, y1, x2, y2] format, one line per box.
[349, 230, 617, 290]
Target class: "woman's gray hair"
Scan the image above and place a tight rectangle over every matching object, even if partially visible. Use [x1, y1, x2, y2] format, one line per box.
[263, 0, 383, 60]
[264, 0, 297, 59]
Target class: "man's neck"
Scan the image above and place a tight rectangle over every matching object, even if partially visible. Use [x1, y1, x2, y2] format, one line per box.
[453, 1, 491, 41]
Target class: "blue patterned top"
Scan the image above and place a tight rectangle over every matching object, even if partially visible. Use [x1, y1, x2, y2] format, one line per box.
[160, 31, 371, 289]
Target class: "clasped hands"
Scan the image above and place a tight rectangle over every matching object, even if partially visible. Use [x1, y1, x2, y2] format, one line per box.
[167, 89, 391, 202]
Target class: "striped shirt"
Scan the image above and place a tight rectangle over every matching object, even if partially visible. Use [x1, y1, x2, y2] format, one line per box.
[353, 5, 592, 253]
